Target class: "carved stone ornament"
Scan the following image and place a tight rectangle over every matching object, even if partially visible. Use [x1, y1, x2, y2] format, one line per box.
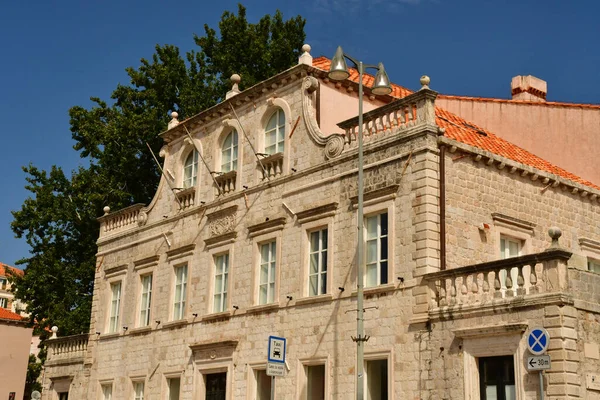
[137, 211, 148, 227]
[209, 214, 235, 236]
[325, 134, 346, 159]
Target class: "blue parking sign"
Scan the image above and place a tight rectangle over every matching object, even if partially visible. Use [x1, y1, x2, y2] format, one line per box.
[527, 327, 550, 355]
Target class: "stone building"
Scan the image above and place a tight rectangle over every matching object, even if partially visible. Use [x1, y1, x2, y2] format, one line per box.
[0, 262, 25, 314]
[41, 46, 600, 399]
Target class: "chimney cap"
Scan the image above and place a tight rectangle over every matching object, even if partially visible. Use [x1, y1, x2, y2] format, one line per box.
[511, 75, 547, 102]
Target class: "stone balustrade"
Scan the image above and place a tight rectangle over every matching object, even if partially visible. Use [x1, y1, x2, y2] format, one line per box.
[423, 249, 572, 310]
[258, 153, 284, 180]
[176, 187, 196, 209]
[45, 334, 89, 366]
[337, 89, 437, 147]
[215, 171, 237, 195]
[98, 204, 146, 238]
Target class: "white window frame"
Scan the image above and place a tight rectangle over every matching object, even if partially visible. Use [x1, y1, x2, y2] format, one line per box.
[213, 253, 230, 313]
[138, 274, 153, 327]
[100, 382, 113, 400]
[183, 150, 199, 189]
[258, 240, 277, 305]
[221, 130, 238, 173]
[165, 374, 182, 400]
[194, 363, 232, 400]
[363, 351, 393, 400]
[108, 281, 122, 333]
[172, 264, 188, 321]
[365, 212, 389, 288]
[308, 228, 329, 297]
[500, 235, 522, 260]
[264, 108, 286, 155]
[0, 297, 7, 308]
[133, 381, 145, 400]
[588, 258, 600, 273]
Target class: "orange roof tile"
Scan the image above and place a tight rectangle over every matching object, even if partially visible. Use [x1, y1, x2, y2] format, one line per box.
[312, 57, 600, 191]
[0, 263, 23, 278]
[0, 308, 24, 321]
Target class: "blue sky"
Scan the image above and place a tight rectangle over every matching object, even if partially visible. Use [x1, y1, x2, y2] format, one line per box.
[1, 0, 599, 268]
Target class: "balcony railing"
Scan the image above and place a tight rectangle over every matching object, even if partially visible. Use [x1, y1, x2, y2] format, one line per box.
[337, 89, 437, 148]
[45, 333, 89, 366]
[214, 171, 237, 195]
[422, 249, 572, 310]
[258, 153, 284, 180]
[98, 204, 145, 237]
[176, 187, 196, 209]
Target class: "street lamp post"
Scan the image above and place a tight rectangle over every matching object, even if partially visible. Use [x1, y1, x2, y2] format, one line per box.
[328, 46, 392, 400]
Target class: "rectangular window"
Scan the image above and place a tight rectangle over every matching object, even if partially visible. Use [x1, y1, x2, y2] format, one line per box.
[101, 384, 113, 400]
[500, 236, 521, 259]
[139, 275, 152, 327]
[479, 356, 515, 400]
[205, 372, 227, 399]
[213, 254, 229, 313]
[0, 278, 6, 290]
[259, 241, 277, 305]
[366, 359, 388, 400]
[588, 259, 600, 273]
[133, 382, 144, 400]
[255, 369, 271, 400]
[309, 229, 328, 296]
[173, 265, 188, 320]
[109, 282, 122, 333]
[168, 377, 180, 400]
[366, 213, 388, 287]
[306, 365, 325, 400]
[0, 297, 7, 308]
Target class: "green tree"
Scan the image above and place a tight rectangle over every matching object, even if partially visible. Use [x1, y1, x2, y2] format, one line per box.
[11, 4, 305, 336]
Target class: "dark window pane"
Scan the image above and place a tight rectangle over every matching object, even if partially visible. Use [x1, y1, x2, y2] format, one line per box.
[380, 213, 388, 235]
[380, 262, 388, 284]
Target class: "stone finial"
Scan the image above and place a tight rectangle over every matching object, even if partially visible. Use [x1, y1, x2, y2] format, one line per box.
[298, 43, 313, 66]
[420, 75, 431, 90]
[226, 74, 241, 100]
[103, 206, 110, 215]
[548, 226, 562, 248]
[168, 111, 180, 129]
[50, 326, 58, 339]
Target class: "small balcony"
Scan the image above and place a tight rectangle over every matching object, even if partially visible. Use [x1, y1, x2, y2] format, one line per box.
[417, 248, 573, 319]
[175, 187, 196, 210]
[258, 153, 283, 180]
[214, 171, 237, 195]
[98, 204, 145, 238]
[45, 333, 89, 366]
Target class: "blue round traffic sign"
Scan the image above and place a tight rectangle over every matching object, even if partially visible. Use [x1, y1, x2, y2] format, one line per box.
[527, 327, 550, 355]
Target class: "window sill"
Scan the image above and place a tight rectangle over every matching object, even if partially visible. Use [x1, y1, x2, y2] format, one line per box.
[352, 283, 396, 297]
[295, 293, 333, 306]
[98, 332, 120, 341]
[246, 303, 280, 315]
[202, 311, 232, 322]
[129, 326, 152, 335]
[162, 319, 188, 329]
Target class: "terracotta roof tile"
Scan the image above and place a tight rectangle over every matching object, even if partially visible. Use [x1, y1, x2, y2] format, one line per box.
[0, 308, 24, 321]
[312, 57, 600, 191]
[0, 263, 23, 278]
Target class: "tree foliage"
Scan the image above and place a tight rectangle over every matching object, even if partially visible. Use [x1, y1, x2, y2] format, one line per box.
[11, 4, 305, 335]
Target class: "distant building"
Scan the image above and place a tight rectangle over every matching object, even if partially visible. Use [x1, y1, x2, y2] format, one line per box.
[0, 262, 26, 315]
[0, 308, 31, 400]
[41, 46, 600, 399]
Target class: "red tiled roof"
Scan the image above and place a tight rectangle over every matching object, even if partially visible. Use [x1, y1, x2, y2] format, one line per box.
[312, 57, 600, 191]
[438, 94, 600, 109]
[0, 308, 24, 321]
[0, 263, 23, 278]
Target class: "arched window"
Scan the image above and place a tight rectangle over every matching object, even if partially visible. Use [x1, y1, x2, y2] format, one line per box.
[183, 150, 198, 188]
[221, 130, 238, 172]
[265, 109, 285, 155]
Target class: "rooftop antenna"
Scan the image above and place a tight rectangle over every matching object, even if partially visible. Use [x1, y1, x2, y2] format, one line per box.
[182, 125, 222, 195]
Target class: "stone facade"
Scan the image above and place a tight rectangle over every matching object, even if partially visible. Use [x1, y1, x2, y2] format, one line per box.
[41, 50, 600, 399]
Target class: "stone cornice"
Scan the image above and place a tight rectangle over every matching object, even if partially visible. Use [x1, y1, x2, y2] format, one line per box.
[165, 243, 196, 261]
[189, 339, 238, 352]
[296, 202, 338, 224]
[247, 217, 286, 237]
[491, 213, 535, 233]
[452, 322, 529, 338]
[579, 238, 600, 252]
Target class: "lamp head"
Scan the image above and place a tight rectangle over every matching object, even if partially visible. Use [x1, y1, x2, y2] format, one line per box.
[328, 46, 350, 81]
[371, 63, 392, 96]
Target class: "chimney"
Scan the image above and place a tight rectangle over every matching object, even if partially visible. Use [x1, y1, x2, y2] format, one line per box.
[511, 75, 547, 102]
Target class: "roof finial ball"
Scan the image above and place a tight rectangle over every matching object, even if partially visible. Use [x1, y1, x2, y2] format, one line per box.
[298, 44, 313, 66]
[420, 75, 431, 90]
[168, 111, 180, 129]
[50, 325, 58, 339]
[103, 206, 110, 215]
[231, 74, 241, 86]
[548, 226, 562, 248]
[226, 74, 241, 99]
